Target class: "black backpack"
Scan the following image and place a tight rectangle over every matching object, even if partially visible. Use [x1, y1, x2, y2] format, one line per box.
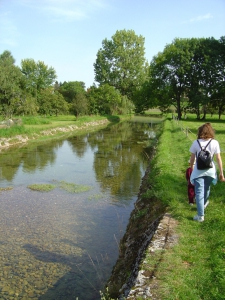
[196, 139, 213, 170]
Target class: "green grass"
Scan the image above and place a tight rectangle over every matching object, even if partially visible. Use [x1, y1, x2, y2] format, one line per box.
[0, 124, 33, 137]
[22, 115, 108, 131]
[142, 115, 225, 300]
[22, 116, 52, 125]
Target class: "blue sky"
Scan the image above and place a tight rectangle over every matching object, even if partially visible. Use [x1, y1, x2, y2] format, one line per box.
[0, 0, 224, 88]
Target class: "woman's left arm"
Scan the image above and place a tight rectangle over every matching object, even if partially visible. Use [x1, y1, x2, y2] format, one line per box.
[215, 153, 225, 182]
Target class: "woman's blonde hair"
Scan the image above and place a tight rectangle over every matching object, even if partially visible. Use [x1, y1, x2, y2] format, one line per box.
[197, 123, 215, 139]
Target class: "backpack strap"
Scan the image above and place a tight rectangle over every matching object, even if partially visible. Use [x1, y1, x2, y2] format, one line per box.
[204, 139, 213, 150]
[197, 139, 202, 150]
[197, 139, 213, 150]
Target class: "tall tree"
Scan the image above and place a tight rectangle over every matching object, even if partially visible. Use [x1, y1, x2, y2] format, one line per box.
[58, 81, 86, 103]
[94, 29, 148, 99]
[149, 38, 201, 119]
[203, 37, 225, 119]
[38, 88, 68, 116]
[186, 38, 220, 119]
[21, 59, 57, 99]
[11, 94, 38, 116]
[0, 50, 24, 117]
[71, 93, 88, 119]
[87, 84, 123, 115]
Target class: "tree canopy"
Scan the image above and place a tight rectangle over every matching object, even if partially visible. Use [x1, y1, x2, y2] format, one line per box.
[58, 81, 86, 103]
[94, 29, 148, 99]
[87, 84, 123, 115]
[0, 51, 24, 117]
[21, 59, 57, 98]
[135, 36, 225, 119]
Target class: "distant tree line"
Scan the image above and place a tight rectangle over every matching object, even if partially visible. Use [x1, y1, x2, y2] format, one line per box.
[0, 30, 224, 120]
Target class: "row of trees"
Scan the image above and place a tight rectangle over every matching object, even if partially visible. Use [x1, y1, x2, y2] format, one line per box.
[134, 36, 225, 119]
[0, 33, 137, 119]
[0, 30, 224, 119]
[94, 31, 225, 119]
[0, 51, 66, 117]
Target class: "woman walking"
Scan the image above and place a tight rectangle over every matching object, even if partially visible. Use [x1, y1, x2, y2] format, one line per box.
[189, 123, 225, 222]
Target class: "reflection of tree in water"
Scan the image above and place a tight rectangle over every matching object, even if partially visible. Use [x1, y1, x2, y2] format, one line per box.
[22, 142, 63, 171]
[89, 122, 154, 198]
[0, 140, 63, 181]
[94, 148, 143, 198]
[0, 122, 156, 195]
[66, 135, 88, 157]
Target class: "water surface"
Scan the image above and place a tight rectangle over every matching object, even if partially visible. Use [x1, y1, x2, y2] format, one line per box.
[0, 119, 159, 299]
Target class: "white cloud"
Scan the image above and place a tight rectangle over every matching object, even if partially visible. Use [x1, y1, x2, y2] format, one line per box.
[19, 0, 108, 22]
[189, 13, 213, 23]
[44, 5, 86, 21]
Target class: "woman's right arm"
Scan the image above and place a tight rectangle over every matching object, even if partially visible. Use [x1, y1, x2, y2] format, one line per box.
[190, 153, 196, 170]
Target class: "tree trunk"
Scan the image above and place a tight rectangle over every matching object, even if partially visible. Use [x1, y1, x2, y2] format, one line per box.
[176, 95, 182, 119]
[218, 107, 222, 120]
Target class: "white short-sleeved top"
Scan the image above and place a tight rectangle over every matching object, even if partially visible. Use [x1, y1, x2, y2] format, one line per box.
[189, 138, 220, 184]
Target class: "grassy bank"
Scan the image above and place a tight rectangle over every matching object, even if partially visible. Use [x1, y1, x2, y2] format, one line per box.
[141, 115, 225, 299]
[0, 115, 127, 148]
[0, 115, 122, 137]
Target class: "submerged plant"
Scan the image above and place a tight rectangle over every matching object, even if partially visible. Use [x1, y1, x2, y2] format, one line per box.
[0, 187, 13, 192]
[88, 193, 104, 200]
[58, 180, 91, 193]
[27, 180, 92, 193]
[27, 183, 56, 192]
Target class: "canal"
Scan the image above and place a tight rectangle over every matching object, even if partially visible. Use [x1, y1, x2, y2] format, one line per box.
[0, 117, 161, 300]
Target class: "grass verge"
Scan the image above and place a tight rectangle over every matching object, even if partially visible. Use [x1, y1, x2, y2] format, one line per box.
[0, 115, 113, 137]
[143, 115, 225, 300]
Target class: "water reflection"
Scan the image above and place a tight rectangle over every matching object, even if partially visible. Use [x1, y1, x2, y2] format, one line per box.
[0, 120, 160, 300]
[0, 122, 155, 200]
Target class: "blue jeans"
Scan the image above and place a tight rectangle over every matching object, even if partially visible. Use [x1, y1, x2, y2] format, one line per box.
[194, 176, 214, 216]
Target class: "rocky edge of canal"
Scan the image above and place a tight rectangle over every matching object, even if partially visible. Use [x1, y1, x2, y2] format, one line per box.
[0, 119, 110, 150]
[106, 143, 179, 300]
